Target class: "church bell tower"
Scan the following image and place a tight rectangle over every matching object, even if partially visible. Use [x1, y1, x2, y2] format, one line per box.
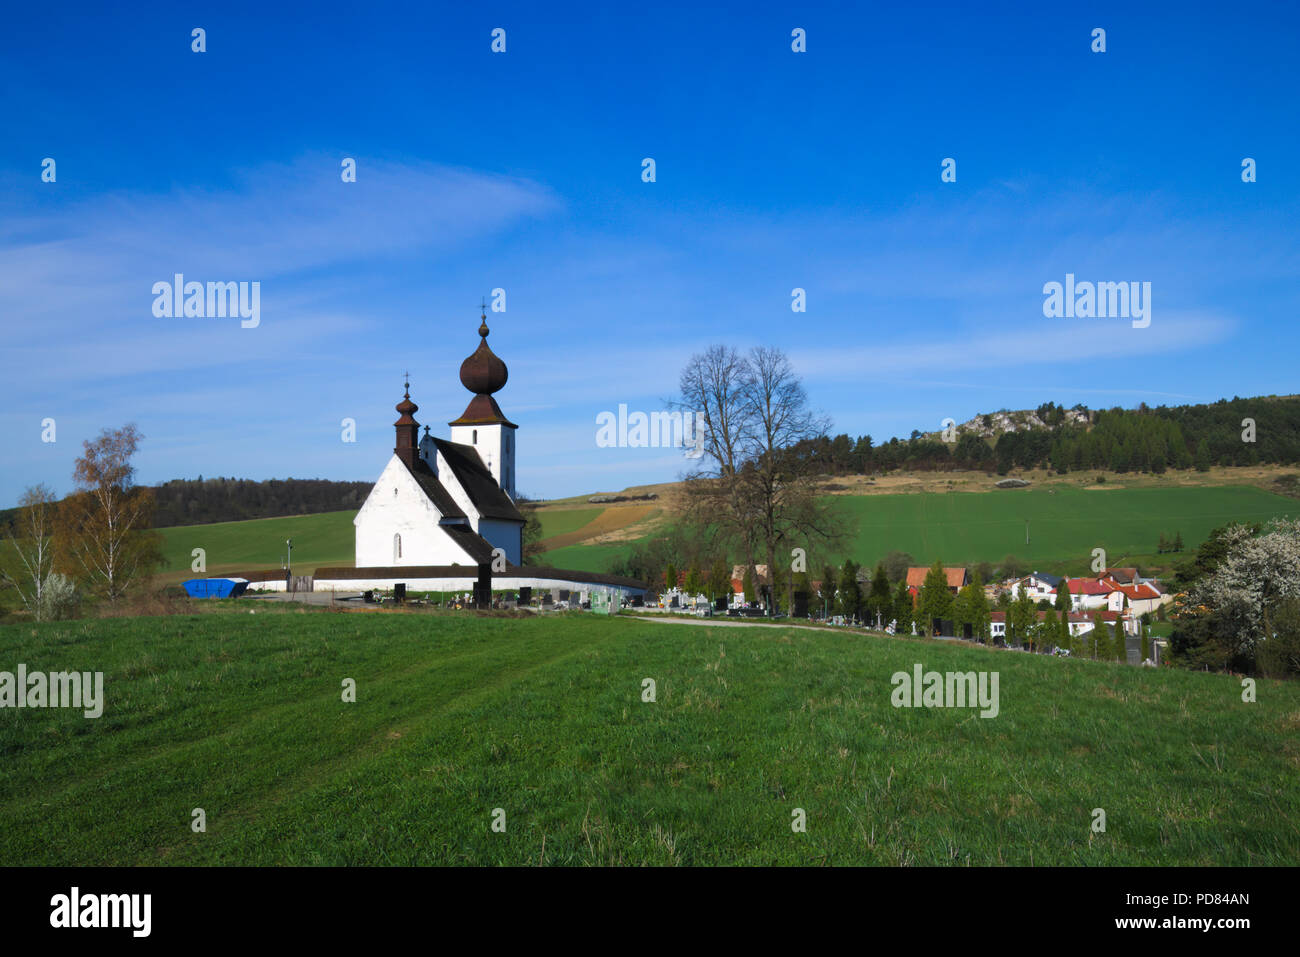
[448, 307, 517, 499]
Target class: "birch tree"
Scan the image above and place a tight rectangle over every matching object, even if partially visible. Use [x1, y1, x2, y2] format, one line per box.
[1, 484, 57, 619]
[59, 424, 162, 602]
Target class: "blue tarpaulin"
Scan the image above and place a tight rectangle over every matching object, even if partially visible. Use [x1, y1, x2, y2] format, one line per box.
[181, 578, 250, 599]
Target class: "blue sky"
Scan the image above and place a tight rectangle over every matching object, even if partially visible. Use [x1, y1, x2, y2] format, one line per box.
[2, 1, 1297, 507]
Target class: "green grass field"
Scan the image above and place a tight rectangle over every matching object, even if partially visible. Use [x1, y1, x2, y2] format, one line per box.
[831, 485, 1298, 571]
[530, 542, 634, 572]
[1, 606, 1296, 865]
[535, 507, 603, 539]
[158, 511, 356, 578]
[148, 484, 1298, 581]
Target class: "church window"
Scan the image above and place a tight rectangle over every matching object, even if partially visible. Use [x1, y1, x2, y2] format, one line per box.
[472, 429, 478, 444]
[394, 533, 402, 561]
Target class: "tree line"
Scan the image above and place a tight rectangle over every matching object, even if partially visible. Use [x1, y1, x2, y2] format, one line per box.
[151, 477, 372, 527]
[788, 395, 1300, 477]
[1, 476, 374, 534]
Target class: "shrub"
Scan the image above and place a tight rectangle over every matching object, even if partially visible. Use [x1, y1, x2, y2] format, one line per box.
[37, 572, 80, 621]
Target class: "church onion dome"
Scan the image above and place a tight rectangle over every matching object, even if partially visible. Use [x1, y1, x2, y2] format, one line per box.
[450, 311, 518, 428]
[458, 315, 509, 395]
[394, 383, 419, 426]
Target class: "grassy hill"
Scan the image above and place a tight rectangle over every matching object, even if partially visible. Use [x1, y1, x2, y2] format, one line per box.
[148, 478, 1299, 580]
[157, 511, 356, 582]
[832, 484, 1298, 571]
[1, 605, 1295, 865]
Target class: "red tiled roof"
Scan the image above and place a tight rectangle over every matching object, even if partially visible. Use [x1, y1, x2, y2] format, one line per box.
[1117, 583, 1161, 600]
[1065, 578, 1111, 595]
[906, 566, 968, 589]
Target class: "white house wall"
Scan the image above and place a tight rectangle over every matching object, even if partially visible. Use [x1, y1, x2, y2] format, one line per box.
[354, 455, 479, 567]
[435, 449, 484, 531]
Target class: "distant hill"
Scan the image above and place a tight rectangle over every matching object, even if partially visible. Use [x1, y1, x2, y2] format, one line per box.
[796, 394, 1300, 476]
[150, 477, 372, 528]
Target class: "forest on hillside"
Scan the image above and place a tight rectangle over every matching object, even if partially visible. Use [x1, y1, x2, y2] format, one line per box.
[149, 477, 372, 528]
[791, 395, 1300, 475]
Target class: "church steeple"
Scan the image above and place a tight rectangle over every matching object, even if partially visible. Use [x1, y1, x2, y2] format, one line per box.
[394, 373, 420, 469]
[450, 306, 517, 428]
[448, 304, 518, 500]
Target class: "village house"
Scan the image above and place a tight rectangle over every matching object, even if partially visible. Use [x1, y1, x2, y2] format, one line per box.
[1012, 572, 1062, 602]
[906, 566, 969, 604]
[990, 608, 1133, 642]
[1062, 577, 1112, 611]
[1100, 579, 1167, 617]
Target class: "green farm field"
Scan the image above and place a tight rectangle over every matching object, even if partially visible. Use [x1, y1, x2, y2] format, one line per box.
[830, 485, 1298, 571]
[150, 484, 1298, 580]
[157, 511, 356, 580]
[1, 605, 1295, 865]
[155, 506, 614, 579]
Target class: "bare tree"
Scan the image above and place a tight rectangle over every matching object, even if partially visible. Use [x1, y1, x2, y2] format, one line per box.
[678, 345, 754, 477]
[59, 424, 162, 602]
[736, 347, 841, 613]
[1, 484, 58, 619]
[675, 344, 845, 613]
[676, 345, 760, 570]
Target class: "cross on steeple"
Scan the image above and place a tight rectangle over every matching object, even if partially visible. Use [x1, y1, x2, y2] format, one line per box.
[479, 297, 488, 317]
[403, 370, 410, 394]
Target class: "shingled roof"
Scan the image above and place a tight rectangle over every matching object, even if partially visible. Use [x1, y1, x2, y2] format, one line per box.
[431, 437, 525, 523]
[441, 523, 497, 564]
[405, 457, 466, 520]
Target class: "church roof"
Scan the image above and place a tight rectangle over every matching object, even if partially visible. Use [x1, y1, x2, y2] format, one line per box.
[441, 523, 498, 564]
[405, 457, 466, 520]
[449, 313, 517, 427]
[431, 437, 525, 523]
[448, 393, 518, 428]
[459, 315, 509, 395]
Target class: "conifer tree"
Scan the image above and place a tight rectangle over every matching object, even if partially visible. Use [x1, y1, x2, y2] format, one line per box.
[867, 562, 892, 626]
[892, 579, 913, 633]
[709, 557, 730, 603]
[685, 562, 702, 601]
[821, 565, 837, 618]
[917, 560, 954, 635]
[1009, 589, 1036, 648]
[967, 575, 992, 644]
[1040, 608, 1056, 653]
[837, 560, 861, 621]
[1054, 577, 1072, 614]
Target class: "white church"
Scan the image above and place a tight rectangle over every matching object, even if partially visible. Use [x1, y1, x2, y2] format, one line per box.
[354, 312, 524, 569]
[292, 309, 647, 606]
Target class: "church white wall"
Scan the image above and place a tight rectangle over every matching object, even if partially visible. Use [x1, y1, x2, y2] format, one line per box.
[449, 423, 516, 500]
[354, 455, 479, 567]
[435, 448, 483, 528]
